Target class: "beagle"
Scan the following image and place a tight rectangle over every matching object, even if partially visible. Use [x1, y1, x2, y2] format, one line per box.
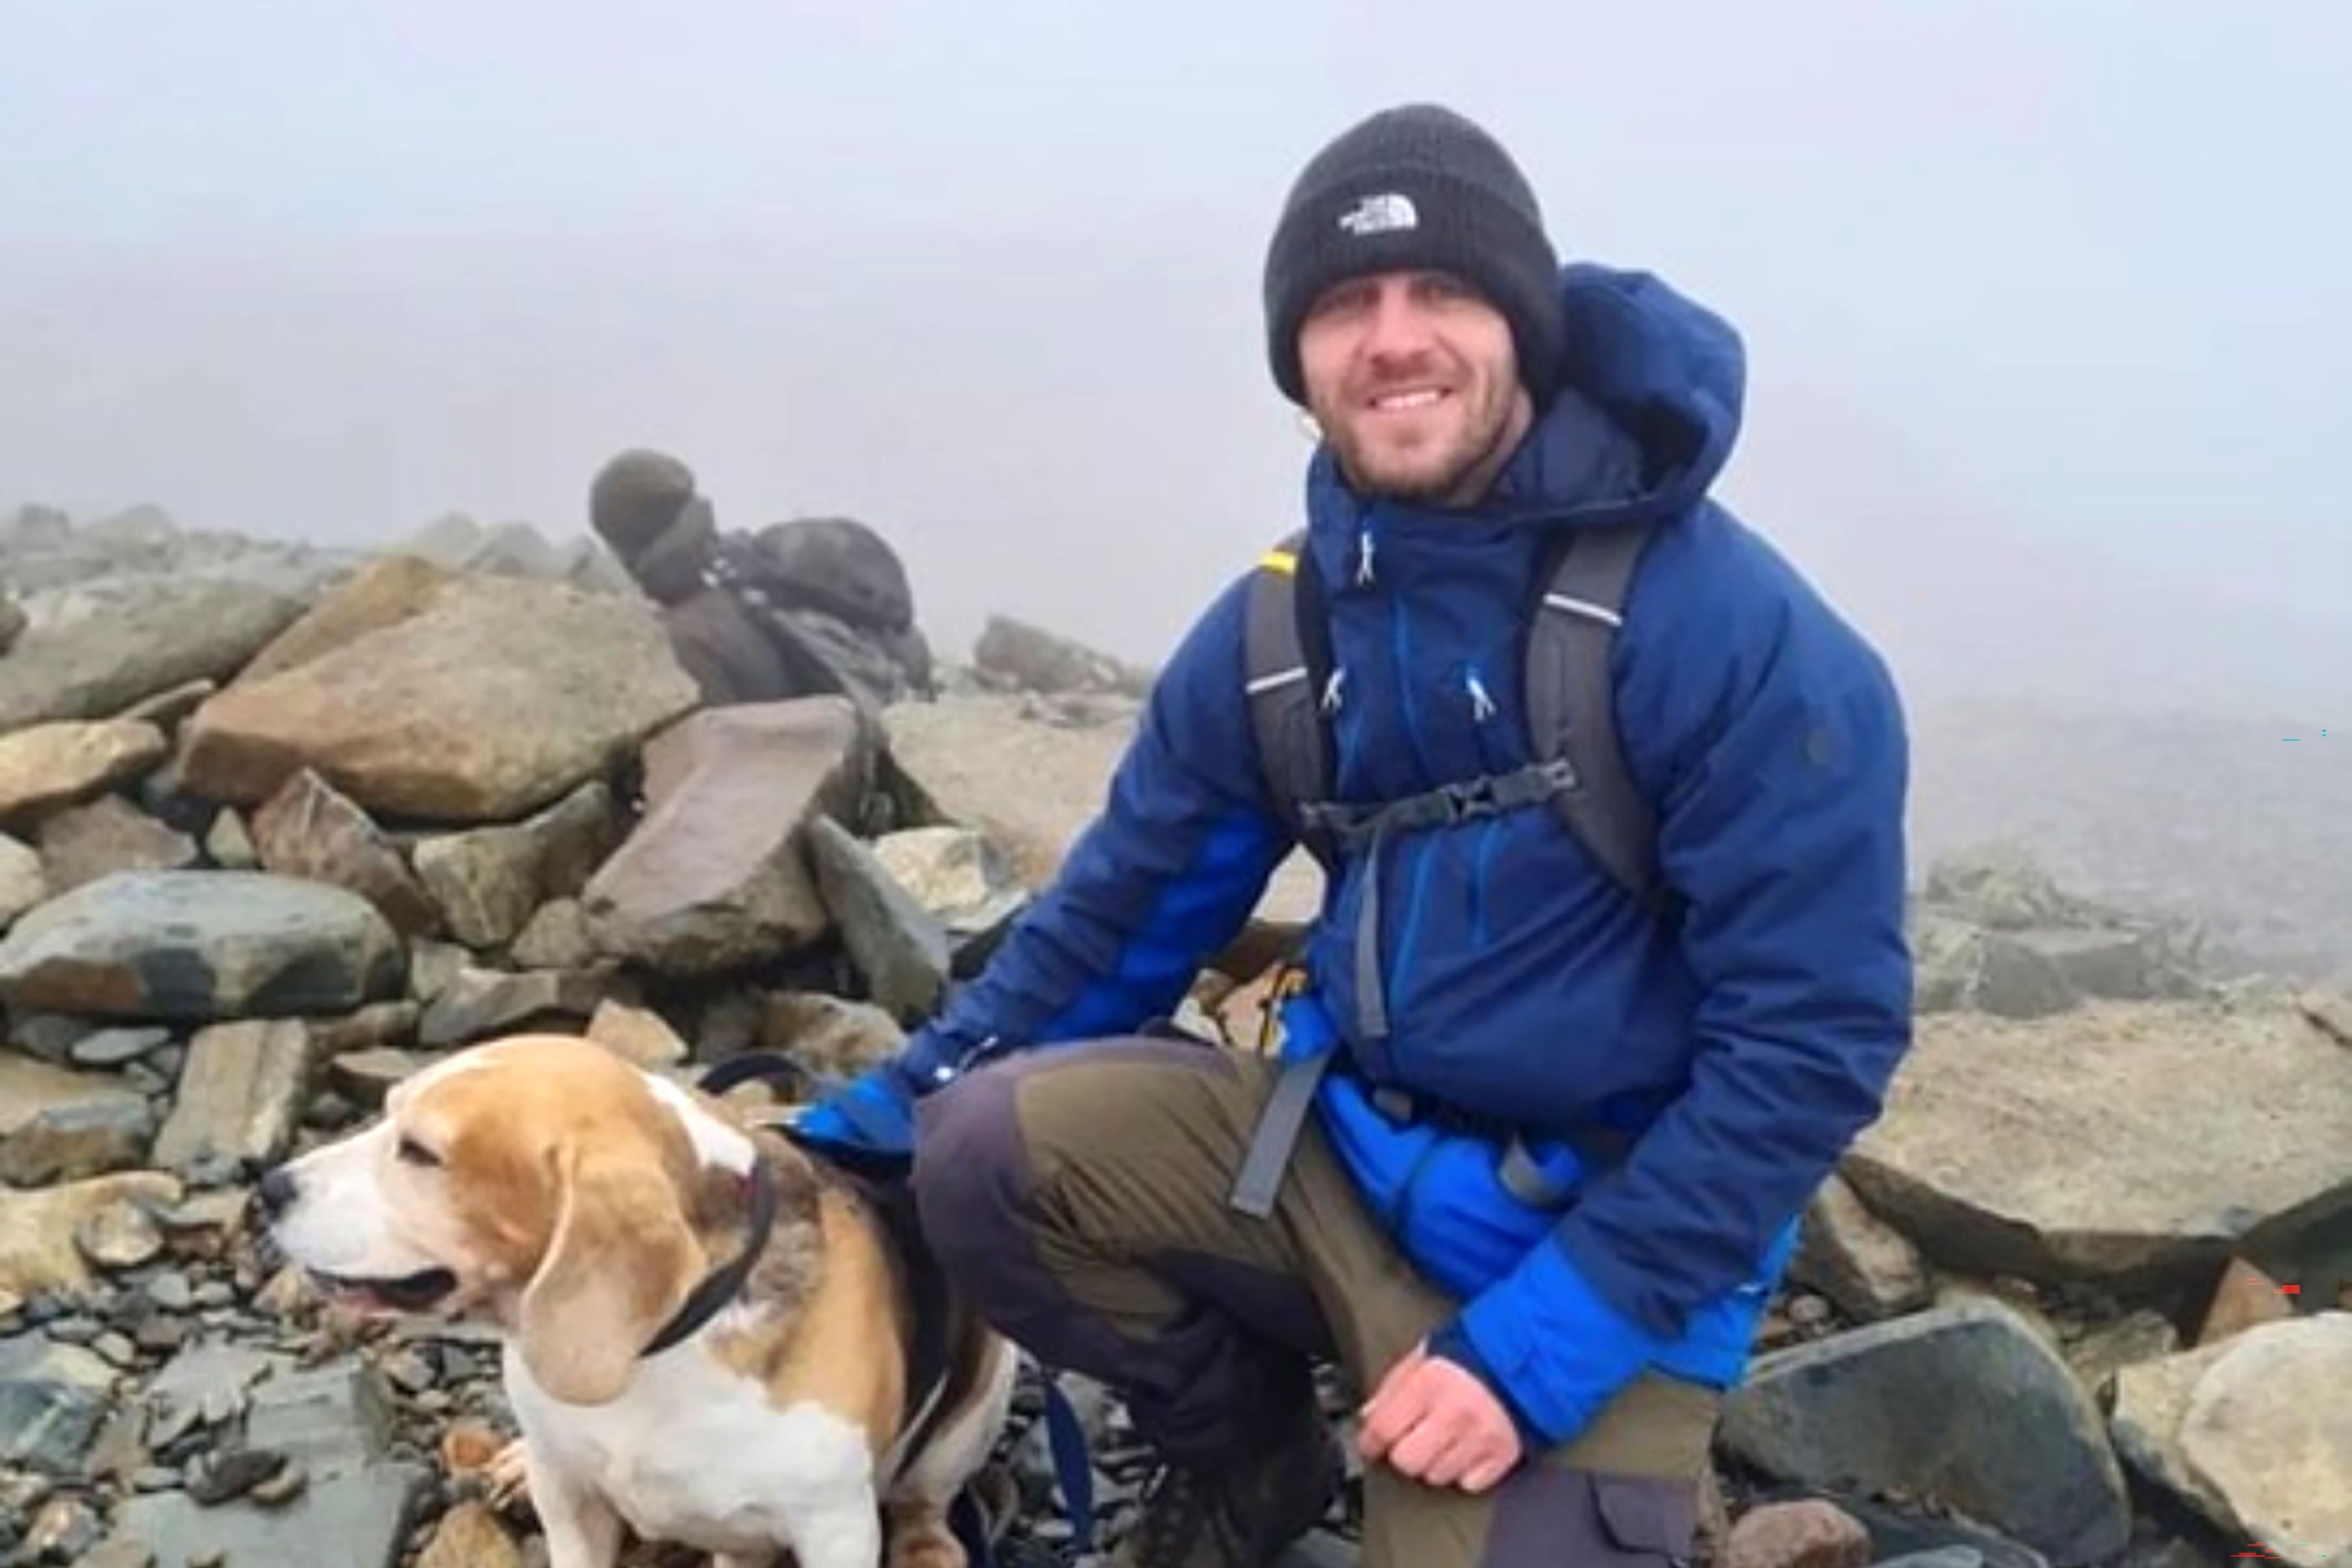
[256, 1032, 1017, 1568]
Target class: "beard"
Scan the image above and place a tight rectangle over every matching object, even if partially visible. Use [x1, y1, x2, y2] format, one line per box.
[1316, 371, 1528, 506]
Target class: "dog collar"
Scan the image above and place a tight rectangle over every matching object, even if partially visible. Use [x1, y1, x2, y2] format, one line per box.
[639, 1154, 780, 1358]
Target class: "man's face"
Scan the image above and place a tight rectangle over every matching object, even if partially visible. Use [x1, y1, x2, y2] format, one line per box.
[1297, 269, 1532, 507]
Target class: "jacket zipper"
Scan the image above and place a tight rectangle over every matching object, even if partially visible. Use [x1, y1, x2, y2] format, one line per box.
[1465, 662, 1502, 946]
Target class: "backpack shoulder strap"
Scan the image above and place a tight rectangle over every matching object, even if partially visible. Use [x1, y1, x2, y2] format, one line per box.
[1242, 530, 1338, 864]
[1524, 520, 1676, 918]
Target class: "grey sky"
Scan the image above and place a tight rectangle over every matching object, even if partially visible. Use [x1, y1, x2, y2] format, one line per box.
[5, 0, 2348, 718]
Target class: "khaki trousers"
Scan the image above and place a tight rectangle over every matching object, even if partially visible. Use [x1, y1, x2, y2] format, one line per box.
[911, 1035, 1719, 1568]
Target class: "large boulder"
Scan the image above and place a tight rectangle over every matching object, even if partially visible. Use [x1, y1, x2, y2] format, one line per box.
[1719, 1298, 2132, 1567]
[0, 579, 308, 734]
[176, 575, 699, 822]
[1841, 997, 2352, 1288]
[581, 697, 874, 976]
[0, 869, 405, 1021]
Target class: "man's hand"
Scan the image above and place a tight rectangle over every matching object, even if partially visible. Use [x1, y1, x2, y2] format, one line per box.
[1356, 1340, 1523, 1493]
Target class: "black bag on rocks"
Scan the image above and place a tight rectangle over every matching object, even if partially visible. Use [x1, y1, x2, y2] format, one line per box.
[589, 449, 935, 715]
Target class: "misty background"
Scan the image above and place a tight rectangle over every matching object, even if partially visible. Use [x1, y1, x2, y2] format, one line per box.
[3, 1, 2347, 967]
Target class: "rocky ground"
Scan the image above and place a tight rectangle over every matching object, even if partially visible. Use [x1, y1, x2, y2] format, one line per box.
[2, 502, 2350, 1568]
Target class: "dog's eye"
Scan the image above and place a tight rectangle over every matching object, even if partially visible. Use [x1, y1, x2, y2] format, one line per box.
[396, 1135, 442, 1169]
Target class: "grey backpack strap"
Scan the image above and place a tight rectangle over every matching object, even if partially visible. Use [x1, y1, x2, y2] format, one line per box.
[1242, 531, 1338, 865]
[1525, 521, 1675, 917]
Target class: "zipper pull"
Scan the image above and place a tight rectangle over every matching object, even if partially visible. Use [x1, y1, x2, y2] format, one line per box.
[1320, 666, 1347, 715]
[1465, 668, 1496, 723]
[1355, 529, 1377, 586]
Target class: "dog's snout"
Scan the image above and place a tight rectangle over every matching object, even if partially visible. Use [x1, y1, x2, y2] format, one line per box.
[255, 1164, 298, 1217]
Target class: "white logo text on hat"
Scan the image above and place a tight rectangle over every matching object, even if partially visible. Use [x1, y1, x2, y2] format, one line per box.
[1338, 192, 1418, 237]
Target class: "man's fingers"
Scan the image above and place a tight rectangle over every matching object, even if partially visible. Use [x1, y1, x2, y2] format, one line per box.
[1459, 1449, 1516, 1494]
[1358, 1366, 1436, 1461]
[1386, 1407, 1464, 1481]
[1360, 1344, 1425, 1423]
[1418, 1427, 1480, 1488]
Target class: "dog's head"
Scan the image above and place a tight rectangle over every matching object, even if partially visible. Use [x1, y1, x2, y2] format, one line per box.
[259, 1032, 769, 1406]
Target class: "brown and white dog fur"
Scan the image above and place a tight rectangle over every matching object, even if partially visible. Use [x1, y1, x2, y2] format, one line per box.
[257, 1032, 1016, 1568]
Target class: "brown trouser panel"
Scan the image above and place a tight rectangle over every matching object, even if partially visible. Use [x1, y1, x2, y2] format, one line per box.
[912, 1036, 1719, 1568]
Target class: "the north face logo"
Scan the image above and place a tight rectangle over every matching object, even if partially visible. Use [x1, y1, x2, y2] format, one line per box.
[1338, 192, 1418, 237]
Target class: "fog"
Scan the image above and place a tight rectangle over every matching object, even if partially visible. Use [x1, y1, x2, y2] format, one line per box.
[4, 0, 2349, 723]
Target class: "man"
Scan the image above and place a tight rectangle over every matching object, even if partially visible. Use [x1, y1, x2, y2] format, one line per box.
[795, 102, 1913, 1568]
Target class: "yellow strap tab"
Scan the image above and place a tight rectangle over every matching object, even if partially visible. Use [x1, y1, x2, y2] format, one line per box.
[1258, 549, 1298, 575]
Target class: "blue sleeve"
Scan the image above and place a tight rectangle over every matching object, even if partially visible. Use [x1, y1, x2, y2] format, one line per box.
[894, 574, 1297, 1088]
[1437, 518, 1915, 1447]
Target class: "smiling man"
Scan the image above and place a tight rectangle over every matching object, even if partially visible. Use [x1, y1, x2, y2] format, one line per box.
[794, 103, 1916, 1568]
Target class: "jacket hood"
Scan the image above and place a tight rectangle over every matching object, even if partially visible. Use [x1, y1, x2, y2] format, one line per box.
[1305, 262, 1747, 534]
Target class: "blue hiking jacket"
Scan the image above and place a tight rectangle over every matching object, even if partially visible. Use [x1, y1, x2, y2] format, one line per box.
[892, 262, 1914, 1447]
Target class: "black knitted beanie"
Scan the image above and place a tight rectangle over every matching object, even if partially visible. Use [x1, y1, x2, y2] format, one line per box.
[1262, 103, 1565, 407]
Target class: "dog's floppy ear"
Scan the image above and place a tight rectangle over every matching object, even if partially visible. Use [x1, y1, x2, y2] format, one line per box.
[517, 1141, 701, 1406]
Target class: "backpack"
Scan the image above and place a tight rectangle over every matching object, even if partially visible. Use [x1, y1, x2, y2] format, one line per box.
[1225, 518, 1679, 1220]
[1242, 517, 1679, 922]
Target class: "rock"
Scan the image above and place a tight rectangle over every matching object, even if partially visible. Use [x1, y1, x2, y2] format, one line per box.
[585, 998, 690, 1068]
[74, 1200, 164, 1270]
[67, 1026, 172, 1069]
[972, 614, 1156, 698]
[1839, 998, 2352, 1289]
[249, 768, 441, 938]
[2063, 1307, 2179, 1402]
[2197, 1257, 2298, 1346]
[1792, 1174, 1934, 1322]
[881, 691, 1323, 931]
[417, 963, 612, 1047]
[142, 1341, 278, 1449]
[2108, 1334, 2244, 1530]
[0, 591, 23, 653]
[872, 823, 1030, 962]
[1717, 1297, 2132, 1567]
[0, 1054, 154, 1184]
[116, 679, 216, 731]
[326, 1047, 431, 1105]
[238, 553, 462, 684]
[757, 991, 905, 1081]
[2003, 926, 2200, 1004]
[243, 1360, 400, 1478]
[37, 795, 200, 893]
[0, 720, 169, 823]
[409, 779, 620, 949]
[115, 1461, 429, 1568]
[509, 897, 596, 970]
[1911, 916, 2078, 1018]
[1725, 1499, 1872, 1568]
[0, 579, 307, 733]
[201, 810, 256, 871]
[150, 1020, 316, 1178]
[583, 697, 872, 975]
[176, 574, 698, 821]
[0, 870, 406, 1021]
[1923, 844, 2082, 930]
[0, 1336, 119, 1476]
[2297, 987, 2352, 1047]
[0, 832, 45, 925]
[510, 903, 597, 973]
[805, 815, 950, 1020]
[306, 999, 422, 1057]
[0, 1172, 184, 1301]
[416, 1500, 524, 1568]
[2174, 1314, 2352, 1565]
[71, 1538, 155, 1568]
